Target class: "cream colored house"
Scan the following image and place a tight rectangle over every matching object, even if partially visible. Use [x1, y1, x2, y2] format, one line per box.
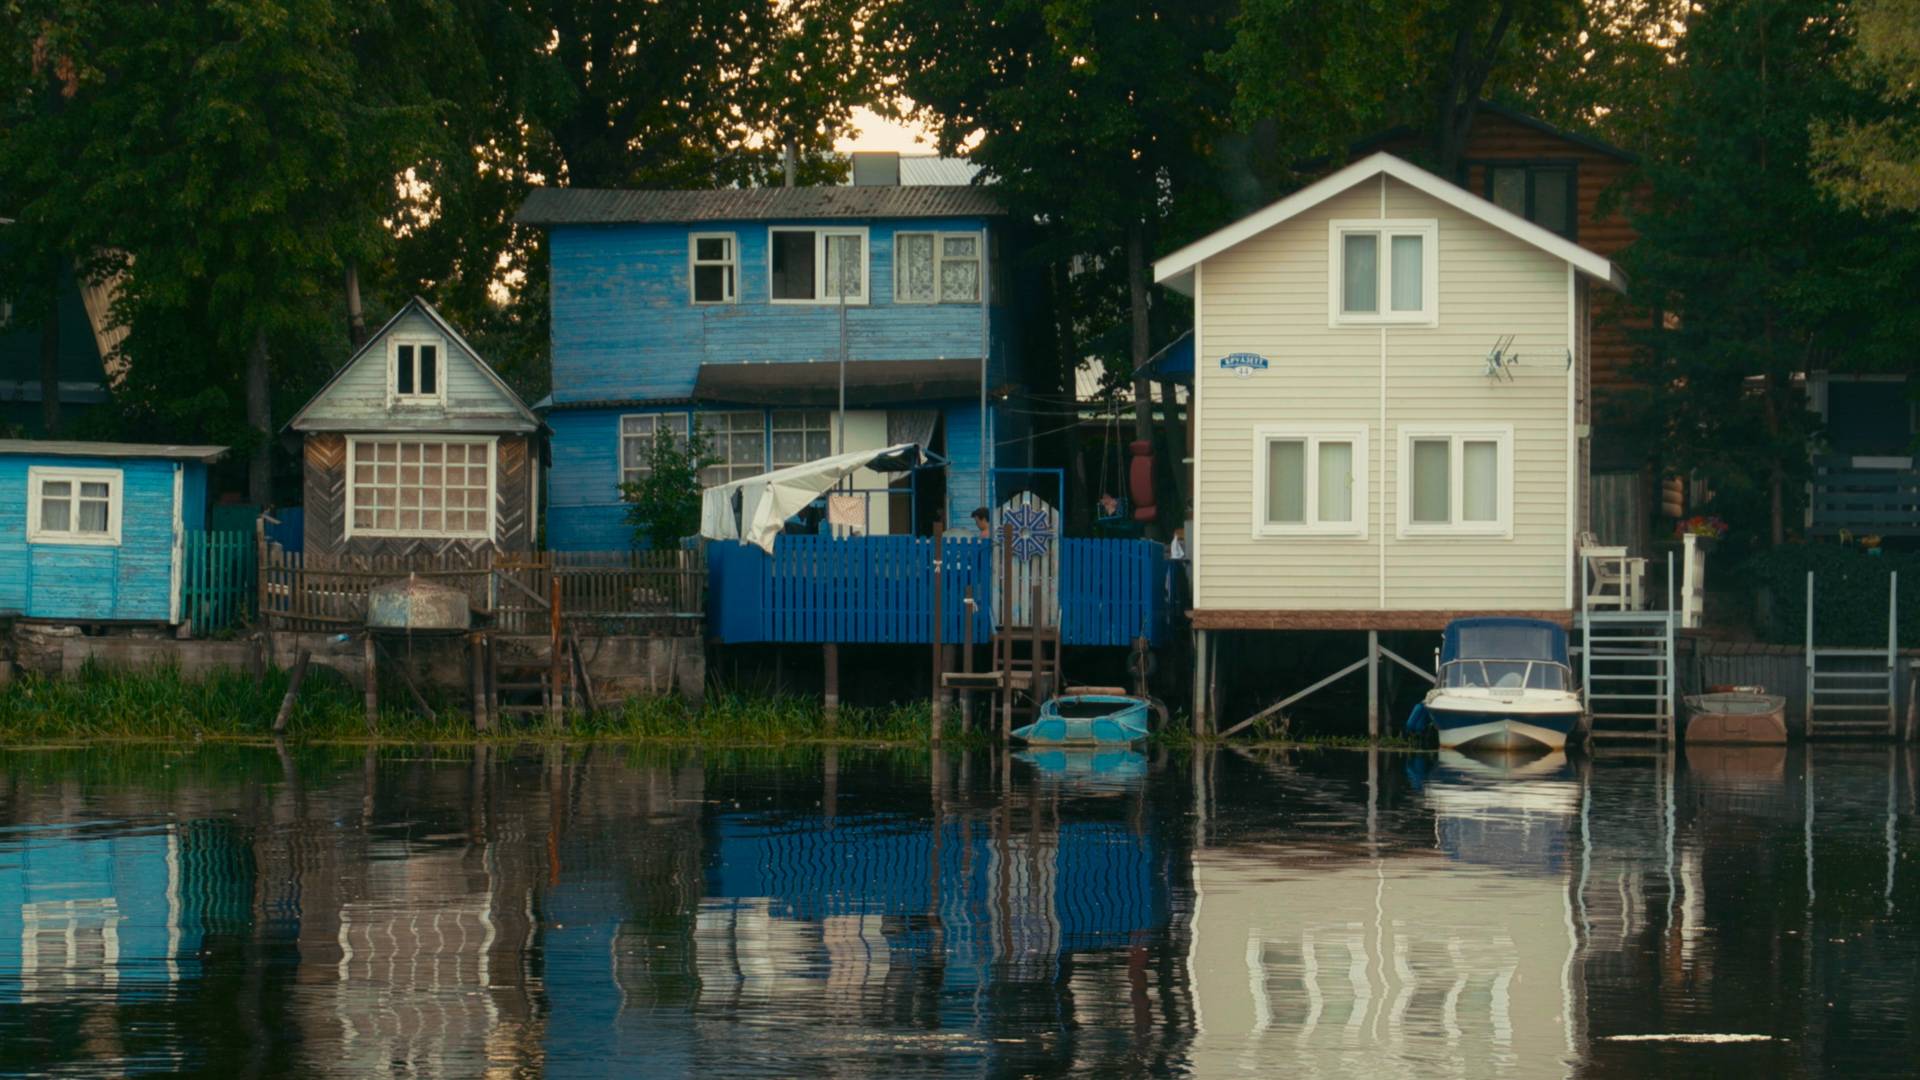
[1156, 153, 1624, 632]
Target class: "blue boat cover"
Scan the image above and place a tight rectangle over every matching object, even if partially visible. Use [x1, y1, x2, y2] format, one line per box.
[1440, 617, 1569, 665]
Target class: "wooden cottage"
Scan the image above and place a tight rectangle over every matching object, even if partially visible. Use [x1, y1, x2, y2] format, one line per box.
[0, 439, 225, 622]
[286, 298, 541, 557]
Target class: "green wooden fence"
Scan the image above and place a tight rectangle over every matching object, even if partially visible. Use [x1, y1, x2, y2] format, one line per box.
[181, 529, 256, 635]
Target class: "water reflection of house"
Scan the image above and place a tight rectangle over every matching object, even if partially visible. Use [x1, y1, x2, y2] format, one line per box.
[1188, 753, 1583, 1077]
[0, 819, 252, 1004]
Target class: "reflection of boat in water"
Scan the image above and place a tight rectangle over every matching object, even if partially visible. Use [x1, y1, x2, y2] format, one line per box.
[1013, 748, 1149, 785]
[1413, 618, 1583, 751]
[1011, 694, 1155, 746]
[1424, 748, 1580, 872]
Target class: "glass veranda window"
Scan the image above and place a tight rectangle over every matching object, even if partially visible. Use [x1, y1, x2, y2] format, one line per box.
[770, 410, 832, 468]
[350, 439, 492, 537]
[698, 412, 767, 486]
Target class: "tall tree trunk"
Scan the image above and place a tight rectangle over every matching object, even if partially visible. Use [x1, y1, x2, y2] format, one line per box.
[1433, 2, 1515, 174]
[345, 263, 368, 348]
[247, 326, 272, 505]
[38, 271, 60, 436]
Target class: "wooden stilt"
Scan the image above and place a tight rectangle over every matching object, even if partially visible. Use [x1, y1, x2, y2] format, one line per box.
[1367, 630, 1380, 740]
[548, 574, 565, 727]
[961, 586, 977, 732]
[823, 643, 840, 730]
[470, 634, 491, 733]
[1192, 629, 1210, 737]
[362, 633, 378, 734]
[273, 648, 311, 735]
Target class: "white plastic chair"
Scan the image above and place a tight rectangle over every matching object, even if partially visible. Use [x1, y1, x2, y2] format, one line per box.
[1581, 530, 1646, 611]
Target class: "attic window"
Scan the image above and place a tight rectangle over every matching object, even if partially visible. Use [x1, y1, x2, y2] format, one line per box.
[1330, 220, 1437, 326]
[392, 339, 441, 402]
[1486, 164, 1577, 239]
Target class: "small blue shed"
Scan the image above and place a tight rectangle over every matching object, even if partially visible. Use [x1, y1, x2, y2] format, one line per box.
[0, 440, 227, 623]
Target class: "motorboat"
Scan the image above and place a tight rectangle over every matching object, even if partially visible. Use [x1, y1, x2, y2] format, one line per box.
[1409, 617, 1584, 752]
[1011, 694, 1156, 746]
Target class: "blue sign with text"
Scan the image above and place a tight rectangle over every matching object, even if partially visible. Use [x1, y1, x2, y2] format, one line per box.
[1219, 353, 1271, 377]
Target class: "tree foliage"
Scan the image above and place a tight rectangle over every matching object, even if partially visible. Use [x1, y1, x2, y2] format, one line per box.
[1620, 0, 1920, 546]
[621, 425, 718, 550]
[1811, 0, 1920, 212]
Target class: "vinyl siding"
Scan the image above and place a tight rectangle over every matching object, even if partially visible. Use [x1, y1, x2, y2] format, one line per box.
[1194, 174, 1575, 613]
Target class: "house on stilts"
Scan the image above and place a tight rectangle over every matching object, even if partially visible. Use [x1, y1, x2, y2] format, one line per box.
[1159, 152, 1693, 741]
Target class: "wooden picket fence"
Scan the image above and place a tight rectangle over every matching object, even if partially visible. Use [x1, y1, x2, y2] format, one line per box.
[258, 546, 705, 636]
[181, 529, 257, 636]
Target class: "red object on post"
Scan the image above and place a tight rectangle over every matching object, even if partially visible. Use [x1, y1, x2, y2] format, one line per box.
[1128, 439, 1157, 523]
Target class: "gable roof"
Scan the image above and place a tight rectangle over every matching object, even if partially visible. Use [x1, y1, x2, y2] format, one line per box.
[285, 296, 541, 434]
[1153, 152, 1626, 295]
[515, 184, 1004, 227]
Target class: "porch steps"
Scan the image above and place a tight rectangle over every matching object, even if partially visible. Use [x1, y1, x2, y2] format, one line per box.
[1578, 612, 1675, 743]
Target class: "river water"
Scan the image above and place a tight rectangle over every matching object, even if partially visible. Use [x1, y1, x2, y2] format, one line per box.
[0, 742, 1913, 1077]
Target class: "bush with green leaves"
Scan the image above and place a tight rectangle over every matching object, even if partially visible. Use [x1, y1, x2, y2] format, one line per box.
[1744, 543, 1920, 647]
[620, 425, 718, 551]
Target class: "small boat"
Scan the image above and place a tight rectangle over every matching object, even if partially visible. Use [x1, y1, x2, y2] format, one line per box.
[1683, 688, 1788, 745]
[1411, 617, 1584, 752]
[1011, 694, 1154, 746]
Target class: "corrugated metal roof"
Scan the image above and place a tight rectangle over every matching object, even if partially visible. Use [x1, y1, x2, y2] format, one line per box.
[0, 439, 228, 462]
[516, 184, 1003, 226]
[898, 155, 983, 186]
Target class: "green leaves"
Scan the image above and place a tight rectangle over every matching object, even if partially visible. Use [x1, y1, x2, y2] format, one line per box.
[621, 424, 719, 551]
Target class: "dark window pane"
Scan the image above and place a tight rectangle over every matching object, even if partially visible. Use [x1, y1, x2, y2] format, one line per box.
[1490, 168, 1526, 216]
[1532, 169, 1572, 235]
[419, 345, 437, 394]
[695, 236, 729, 261]
[396, 345, 414, 394]
[771, 231, 816, 299]
[694, 264, 727, 303]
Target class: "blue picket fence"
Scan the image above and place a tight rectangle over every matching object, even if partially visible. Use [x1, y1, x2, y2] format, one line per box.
[708, 534, 1164, 646]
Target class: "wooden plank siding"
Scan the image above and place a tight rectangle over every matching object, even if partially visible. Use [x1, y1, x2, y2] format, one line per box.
[0, 454, 187, 621]
[301, 433, 537, 558]
[1192, 174, 1577, 615]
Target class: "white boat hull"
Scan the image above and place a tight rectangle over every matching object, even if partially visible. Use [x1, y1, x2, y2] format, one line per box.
[1423, 690, 1582, 752]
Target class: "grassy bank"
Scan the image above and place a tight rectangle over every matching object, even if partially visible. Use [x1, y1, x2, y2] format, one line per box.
[0, 663, 951, 746]
[0, 664, 1429, 750]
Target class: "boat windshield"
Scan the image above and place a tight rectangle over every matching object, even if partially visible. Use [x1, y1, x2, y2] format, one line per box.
[1442, 659, 1569, 691]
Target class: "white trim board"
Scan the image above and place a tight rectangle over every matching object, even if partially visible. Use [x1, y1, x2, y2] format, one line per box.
[1154, 152, 1625, 295]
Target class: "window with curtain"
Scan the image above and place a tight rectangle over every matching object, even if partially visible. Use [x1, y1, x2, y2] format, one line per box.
[1484, 164, 1578, 239]
[771, 410, 833, 469]
[620, 413, 691, 485]
[28, 467, 120, 545]
[697, 412, 767, 486]
[1255, 428, 1366, 536]
[1334, 221, 1435, 324]
[1399, 427, 1511, 536]
[894, 231, 982, 303]
[348, 438, 493, 538]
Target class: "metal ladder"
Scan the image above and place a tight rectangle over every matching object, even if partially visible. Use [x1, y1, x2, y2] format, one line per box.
[1804, 572, 1898, 738]
[1580, 611, 1676, 742]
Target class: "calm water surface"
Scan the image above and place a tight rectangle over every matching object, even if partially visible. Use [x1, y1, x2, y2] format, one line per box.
[0, 741, 1915, 1077]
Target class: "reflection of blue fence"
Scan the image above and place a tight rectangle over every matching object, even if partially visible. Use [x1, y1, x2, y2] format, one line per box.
[708, 535, 1164, 646]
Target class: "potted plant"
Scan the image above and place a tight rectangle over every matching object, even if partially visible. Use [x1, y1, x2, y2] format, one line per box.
[1675, 514, 1728, 552]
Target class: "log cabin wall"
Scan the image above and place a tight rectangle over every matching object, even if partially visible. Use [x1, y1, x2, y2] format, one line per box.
[301, 432, 537, 558]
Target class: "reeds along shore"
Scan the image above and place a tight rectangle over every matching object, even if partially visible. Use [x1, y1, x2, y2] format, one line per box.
[0, 663, 946, 745]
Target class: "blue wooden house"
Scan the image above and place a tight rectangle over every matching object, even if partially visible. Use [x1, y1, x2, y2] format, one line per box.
[516, 162, 1033, 550]
[0, 440, 225, 622]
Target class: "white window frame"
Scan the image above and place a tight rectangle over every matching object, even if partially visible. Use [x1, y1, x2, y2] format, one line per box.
[618, 413, 691, 486]
[696, 411, 770, 486]
[1328, 219, 1439, 327]
[27, 466, 122, 546]
[387, 335, 446, 406]
[1396, 424, 1513, 539]
[893, 230, 985, 304]
[1250, 425, 1368, 538]
[688, 232, 738, 305]
[768, 226, 870, 305]
[344, 436, 496, 540]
